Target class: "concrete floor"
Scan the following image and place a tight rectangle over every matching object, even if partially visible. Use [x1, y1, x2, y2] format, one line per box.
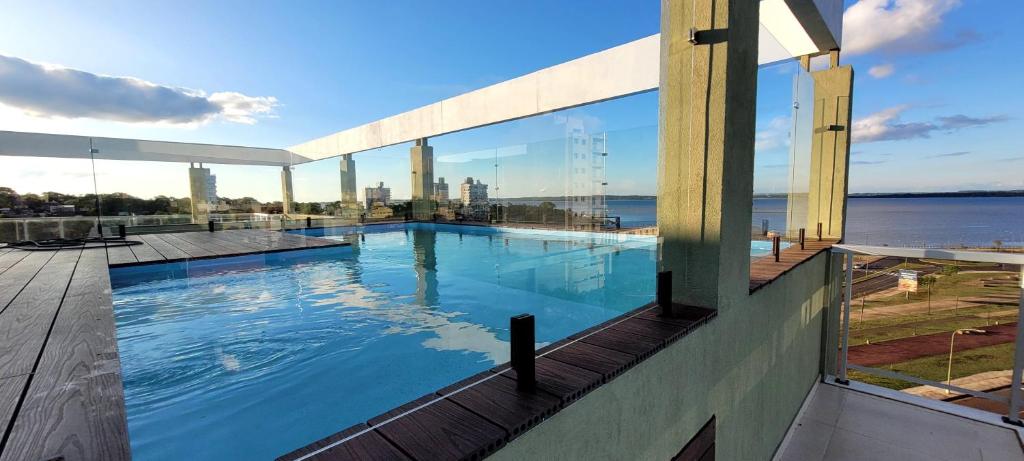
[775, 382, 1024, 461]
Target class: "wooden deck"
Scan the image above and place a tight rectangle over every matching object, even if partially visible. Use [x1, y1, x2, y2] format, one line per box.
[749, 239, 837, 292]
[279, 304, 717, 461]
[0, 229, 347, 461]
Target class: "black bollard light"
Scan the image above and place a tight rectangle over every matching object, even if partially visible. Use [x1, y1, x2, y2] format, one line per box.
[817, 222, 823, 241]
[510, 314, 536, 392]
[208, 220, 215, 232]
[657, 271, 673, 317]
[799, 228, 806, 250]
[117, 224, 126, 239]
[306, 216, 312, 228]
[773, 235, 781, 262]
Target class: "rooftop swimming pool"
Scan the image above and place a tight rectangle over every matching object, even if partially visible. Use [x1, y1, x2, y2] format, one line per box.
[111, 224, 780, 460]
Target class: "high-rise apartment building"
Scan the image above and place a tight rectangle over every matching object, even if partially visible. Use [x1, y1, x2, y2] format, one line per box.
[364, 181, 391, 210]
[460, 177, 488, 207]
[433, 177, 449, 202]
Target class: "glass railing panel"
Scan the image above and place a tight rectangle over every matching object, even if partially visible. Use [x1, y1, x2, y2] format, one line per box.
[752, 59, 813, 242]
[834, 246, 1024, 421]
[0, 154, 101, 242]
[90, 158, 285, 235]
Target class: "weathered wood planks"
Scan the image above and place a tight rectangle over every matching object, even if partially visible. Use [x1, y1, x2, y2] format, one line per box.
[1, 249, 129, 461]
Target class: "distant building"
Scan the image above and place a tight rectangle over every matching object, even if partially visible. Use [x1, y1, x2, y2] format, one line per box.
[206, 174, 218, 203]
[369, 205, 394, 219]
[433, 177, 449, 202]
[564, 118, 608, 220]
[48, 204, 76, 216]
[460, 177, 488, 207]
[364, 181, 391, 210]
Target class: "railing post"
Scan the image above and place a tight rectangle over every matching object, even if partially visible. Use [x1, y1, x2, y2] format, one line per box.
[510, 314, 536, 392]
[1004, 266, 1024, 426]
[836, 250, 853, 385]
[657, 271, 672, 316]
[799, 228, 806, 250]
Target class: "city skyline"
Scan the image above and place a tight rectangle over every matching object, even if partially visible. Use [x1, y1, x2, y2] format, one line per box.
[1, 0, 1022, 200]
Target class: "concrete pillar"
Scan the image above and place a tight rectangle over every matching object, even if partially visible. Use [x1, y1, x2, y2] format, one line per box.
[806, 64, 854, 240]
[340, 154, 358, 204]
[188, 162, 211, 224]
[281, 166, 294, 216]
[410, 138, 434, 220]
[339, 154, 360, 219]
[657, 0, 759, 310]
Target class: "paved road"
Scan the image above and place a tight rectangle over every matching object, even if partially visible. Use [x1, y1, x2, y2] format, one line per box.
[851, 257, 939, 298]
[948, 386, 1024, 419]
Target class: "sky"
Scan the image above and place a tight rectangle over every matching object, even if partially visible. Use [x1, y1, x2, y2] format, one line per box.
[0, 0, 1021, 203]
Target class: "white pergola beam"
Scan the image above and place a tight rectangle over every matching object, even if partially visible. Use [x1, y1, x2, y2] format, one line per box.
[289, 0, 844, 161]
[0, 130, 305, 166]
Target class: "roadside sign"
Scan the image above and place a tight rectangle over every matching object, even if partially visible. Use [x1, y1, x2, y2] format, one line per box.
[898, 269, 919, 293]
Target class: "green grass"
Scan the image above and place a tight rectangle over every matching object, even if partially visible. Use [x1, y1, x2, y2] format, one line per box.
[849, 309, 1015, 345]
[859, 271, 1019, 308]
[849, 342, 1016, 390]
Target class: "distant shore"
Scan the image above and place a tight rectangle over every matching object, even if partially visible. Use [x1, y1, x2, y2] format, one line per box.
[504, 190, 1024, 201]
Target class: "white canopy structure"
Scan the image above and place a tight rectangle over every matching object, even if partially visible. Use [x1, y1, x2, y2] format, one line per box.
[0, 0, 840, 167]
[289, 0, 843, 161]
[0, 130, 304, 166]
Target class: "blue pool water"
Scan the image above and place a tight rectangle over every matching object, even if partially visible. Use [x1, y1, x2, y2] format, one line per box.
[111, 224, 779, 460]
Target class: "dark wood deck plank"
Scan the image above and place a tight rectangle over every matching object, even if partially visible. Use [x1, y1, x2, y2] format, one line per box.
[0, 248, 129, 461]
[0, 250, 30, 275]
[171, 231, 247, 254]
[579, 326, 664, 358]
[543, 341, 637, 380]
[0, 251, 57, 311]
[446, 374, 562, 438]
[276, 423, 410, 461]
[152, 233, 216, 258]
[0, 374, 29, 450]
[373, 399, 506, 461]
[749, 239, 835, 292]
[124, 236, 165, 263]
[135, 234, 190, 261]
[0, 249, 81, 380]
[607, 316, 687, 344]
[104, 244, 137, 266]
[202, 231, 271, 252]
[497, 357, 602, 404]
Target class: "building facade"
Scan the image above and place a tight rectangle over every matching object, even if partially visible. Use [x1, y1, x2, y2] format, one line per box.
[364, 181, 391, 210]
[460, 177, 488, 207]
[433, 177, 449, 203]
[564, 118, 607, 222]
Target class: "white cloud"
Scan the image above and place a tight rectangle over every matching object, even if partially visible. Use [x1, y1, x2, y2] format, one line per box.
[207, 92, 278, 125]
[755, 116, 791, 151]
[843, 0, 962, 55]
[0, 54, 278, 125]
[852, 105, 1008, 143]
[868, 63, 894, 78]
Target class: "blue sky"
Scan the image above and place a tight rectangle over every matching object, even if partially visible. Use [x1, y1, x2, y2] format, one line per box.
[0, 0, 1021, 202]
